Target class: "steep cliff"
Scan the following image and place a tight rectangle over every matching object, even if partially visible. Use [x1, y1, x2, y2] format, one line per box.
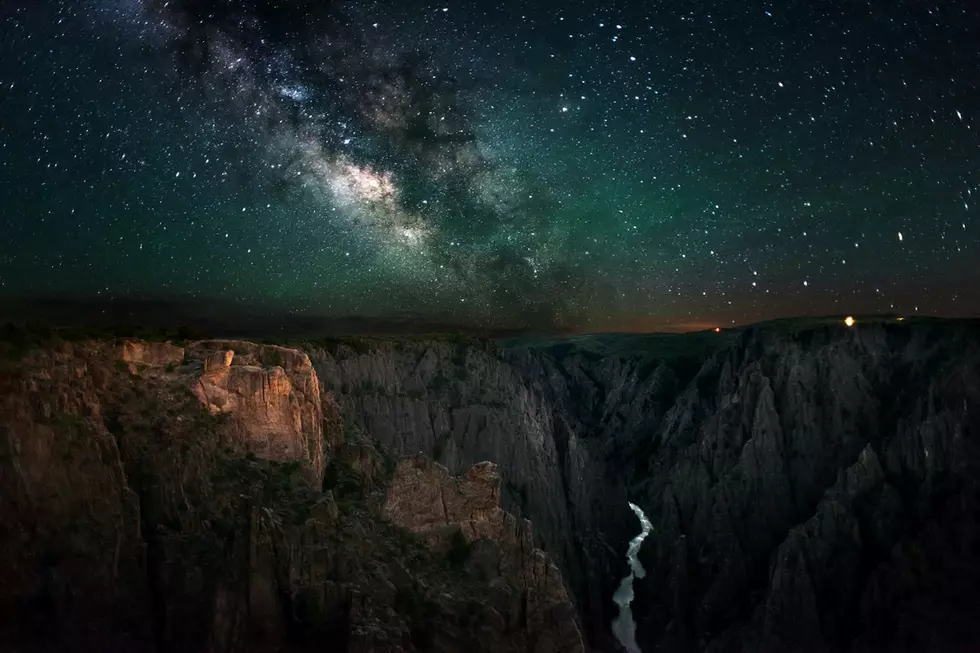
[0, 337, 582, 653]
[296, 320, 980, 652]
[628, 321, 980, 652]
[384, 455, 583, 653]
[304, 338, 641, 648]
[2, 318, 979, 652]
[301, 335, 704, 649]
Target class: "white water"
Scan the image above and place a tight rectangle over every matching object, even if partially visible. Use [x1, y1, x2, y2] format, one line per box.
[611, 502, 654, 653]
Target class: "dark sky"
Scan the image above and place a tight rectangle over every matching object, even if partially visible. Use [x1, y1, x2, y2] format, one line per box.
[1, 0, 978, 331]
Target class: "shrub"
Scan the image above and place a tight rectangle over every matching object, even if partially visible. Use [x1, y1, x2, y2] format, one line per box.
[446, 529, 472, 569]
[264, 348, 284, 368]
[321, 459, 364, 500]
[452, 345, 467, 368]
[342, 421, 368, 443]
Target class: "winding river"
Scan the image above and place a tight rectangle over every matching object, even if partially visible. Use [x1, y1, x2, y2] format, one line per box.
[611, 502, 654, 653]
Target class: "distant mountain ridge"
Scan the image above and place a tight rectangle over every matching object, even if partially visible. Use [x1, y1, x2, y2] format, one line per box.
[0, 295, 572, 338]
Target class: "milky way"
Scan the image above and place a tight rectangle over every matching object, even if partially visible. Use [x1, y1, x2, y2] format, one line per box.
[1, 0, 978, 330]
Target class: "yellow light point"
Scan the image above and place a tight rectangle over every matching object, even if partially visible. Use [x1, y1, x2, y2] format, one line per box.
[897, 317, 905, 322]
[714, 327, 721, 333]
[844, 316, 855, 327]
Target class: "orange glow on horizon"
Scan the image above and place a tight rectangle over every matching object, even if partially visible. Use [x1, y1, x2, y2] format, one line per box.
[844, 316, 855, 327]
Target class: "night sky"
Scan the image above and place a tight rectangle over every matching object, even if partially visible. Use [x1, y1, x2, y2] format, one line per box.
[1, 0, 978, 331]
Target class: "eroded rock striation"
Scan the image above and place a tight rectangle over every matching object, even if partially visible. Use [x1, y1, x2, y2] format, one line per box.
[301, 322, 980, 652]
[630, 322, 980, 652]
[0, 338, 586, 653]
[2, 319, 980, 652]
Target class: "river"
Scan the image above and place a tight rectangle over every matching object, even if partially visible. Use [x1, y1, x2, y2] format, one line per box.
[611, 502, 653, 653]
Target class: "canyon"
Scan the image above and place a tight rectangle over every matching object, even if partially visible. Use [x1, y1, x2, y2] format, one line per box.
[1, 316, 979, 651]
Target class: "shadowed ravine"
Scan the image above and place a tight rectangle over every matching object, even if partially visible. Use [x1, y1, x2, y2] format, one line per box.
[612, 503, 654, 653]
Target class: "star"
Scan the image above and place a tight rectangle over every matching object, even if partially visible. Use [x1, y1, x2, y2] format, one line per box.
[0, 0, 974, 330]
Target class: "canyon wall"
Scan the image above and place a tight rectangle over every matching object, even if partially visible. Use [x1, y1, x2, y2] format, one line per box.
[300, 321, 980, 652]
[303, 338, 688, 648]
[2, 318, 979, 652]
[629, 322, 980, 652]
[0, 338, 582, 653]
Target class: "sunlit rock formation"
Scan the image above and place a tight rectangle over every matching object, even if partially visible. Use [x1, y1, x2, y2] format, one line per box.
[187, 340, 325, 480]
[385, 455, 585, 653]
[120, 339, 185, 367]
[0, 336, 589, 653]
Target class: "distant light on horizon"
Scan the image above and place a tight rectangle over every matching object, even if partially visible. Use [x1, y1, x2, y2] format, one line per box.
[844, 316, 855, 327]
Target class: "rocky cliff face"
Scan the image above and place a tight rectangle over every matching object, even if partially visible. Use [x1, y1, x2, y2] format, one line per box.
[0, 338, 582, 653]
[2, 319, 979, 652]
[0, 340, 150, 652]
[385, 455, 584, 653]
[305, 339, 648, 649]
[629, 322, 980, 652]
[298, 321, 980, 652]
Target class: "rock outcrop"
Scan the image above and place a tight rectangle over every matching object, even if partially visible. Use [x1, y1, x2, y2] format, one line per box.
[120, 339, 185, 367]
[187, 340, 325, 481]
[385, 456, 585, 653]
[0, 337, 587, 653]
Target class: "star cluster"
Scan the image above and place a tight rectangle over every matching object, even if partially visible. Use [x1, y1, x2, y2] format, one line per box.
[1, 0, 978, 330]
